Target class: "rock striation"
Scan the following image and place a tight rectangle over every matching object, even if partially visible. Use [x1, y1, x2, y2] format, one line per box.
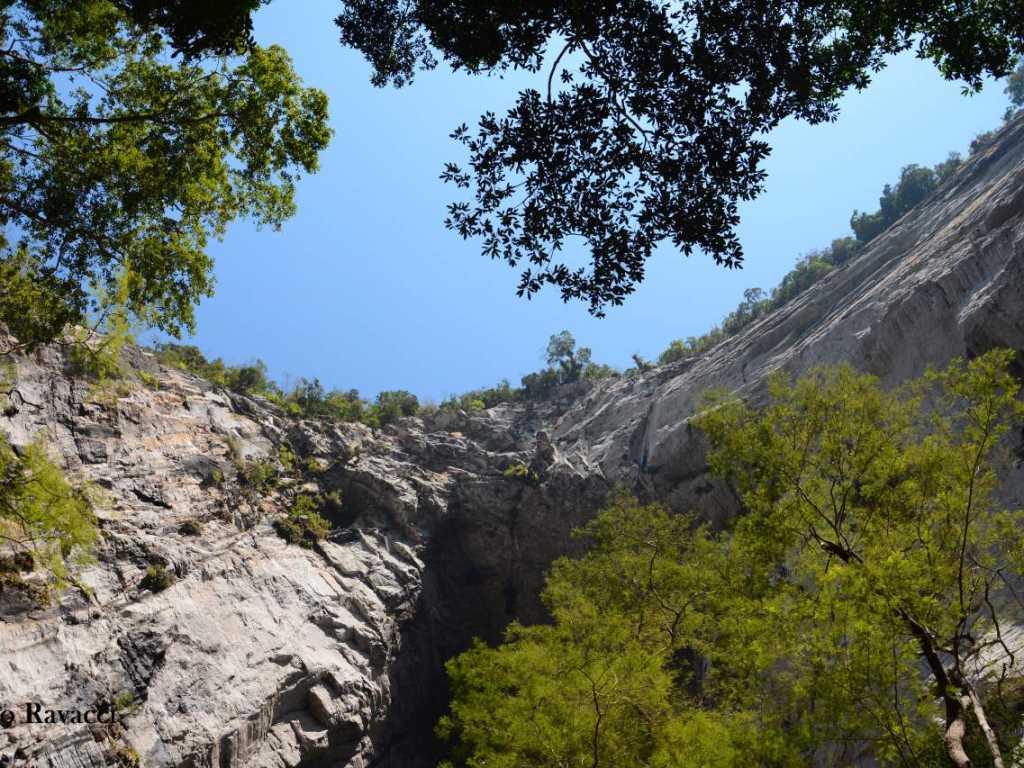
[2, 113, 1024, 766]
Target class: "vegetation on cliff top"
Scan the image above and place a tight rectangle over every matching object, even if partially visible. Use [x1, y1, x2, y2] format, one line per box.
[440, 349, 1024, 768]
[657, 74, 1024, 367]
[153, 328, 617, 425]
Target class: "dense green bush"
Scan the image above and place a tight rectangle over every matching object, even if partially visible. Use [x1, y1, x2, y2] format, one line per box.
[442, 332, 619, 409]
[441, 379, 518, 411]
[139, 564, 174, 593]
[154, 343, 277, 398]
[502, 461, 539, 485]
[850, 163, 944, 243]
[273, 493, 333, 548]
[371, 390, 420, 426]
[155, 328, 621, 422]
[0, 435, 97, 596]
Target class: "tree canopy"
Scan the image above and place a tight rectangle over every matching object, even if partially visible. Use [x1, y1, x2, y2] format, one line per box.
[440, 350, 1024, 767]
[337, 0, 1024, 314]
[114, 0, 269, 58]
[0, 1, 331, 350]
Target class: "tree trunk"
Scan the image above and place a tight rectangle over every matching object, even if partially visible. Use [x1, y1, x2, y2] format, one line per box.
[967, 683, 1006, 768]
[944, 693, 972, 768]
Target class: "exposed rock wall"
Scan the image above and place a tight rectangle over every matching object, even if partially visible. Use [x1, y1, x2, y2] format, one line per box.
[2, 113, 1024, 767]
[552, 114, 1024, 515]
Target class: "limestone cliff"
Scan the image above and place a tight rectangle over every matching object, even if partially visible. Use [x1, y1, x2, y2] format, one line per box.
[2, 113, 1024, 767]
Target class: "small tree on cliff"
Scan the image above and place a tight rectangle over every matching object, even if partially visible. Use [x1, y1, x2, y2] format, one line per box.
[545, 331, 592, 384]
[439, 350, 1024, 767]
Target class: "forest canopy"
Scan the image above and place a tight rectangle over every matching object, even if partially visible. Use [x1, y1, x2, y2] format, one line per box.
[440, 350, 1024, 767]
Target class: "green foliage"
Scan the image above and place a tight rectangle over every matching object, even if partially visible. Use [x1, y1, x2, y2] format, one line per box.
[156, 330, 614, 424]
[68, 332, 125, 385]
[301, 456, 326, 475]
[225, 435, 243, 464]
[656, 139, 976, 366]
[517, 331, 619, 399]
[440, 492, 769, 767]
[438, 332, 617, 411]
[934, 150, 965, 182]
[851, 163, 946, 243]
[502, 461, 538, 485]
[0, 435, 97, 594]
[630, 353, 653, 373]
[278, 377, 418, 427]
[0, 250, 81, 351]
[342, 0, 1024, 315]
[343, 0, 1024, 314]
[519, 367, 561, 400]
[111, 691, 136, 715]
[368, 389, 420, 427]
[273, 492, 332, 548]
[138, 371, 159, 390]
[971, 129, 1000, 155]
[117, 1, 269, 59]
[695, 349, 1024, 766]
[286, 378, 357, 420]
[0, 2, 331, 348]
[545, 330, 614, 384]
[236, 458, 277, 494]
[154, 343, 276, 397]
[442, 351, 1024, 767]
[442, 379, 518, 411]
[139, 564, 174, 592]
[657, 328, 728, 364]
[109, 742, 140, 768]
[277, 445, 295, 472]
[66, 283, 139, 387]
[1006, 60, 1024, 111]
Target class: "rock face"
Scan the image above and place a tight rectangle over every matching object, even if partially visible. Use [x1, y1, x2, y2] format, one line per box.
[2, 114, 1024, 767]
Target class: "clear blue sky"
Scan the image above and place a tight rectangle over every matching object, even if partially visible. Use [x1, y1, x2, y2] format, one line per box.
[162, 1, 1012, 403]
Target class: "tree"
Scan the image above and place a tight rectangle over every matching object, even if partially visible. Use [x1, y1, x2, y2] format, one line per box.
[721, 287, 769, 335]
[0, 1, 331, 350]
[438, 493, 731, 768]
[852, 164, 940, 243]
[440, 350, 1024, 767]
[113, 1, 269, 58]
[0, 434, 97, 594]
[935, 152, 965, 183]
[545, 330, 592, 383]
[372, 389, 420, 425]
[1006, 61, 1024, 111]
[699, 349, 1024, 768]
[337, 0, 1024, 315]
[546, 330, 587, 380]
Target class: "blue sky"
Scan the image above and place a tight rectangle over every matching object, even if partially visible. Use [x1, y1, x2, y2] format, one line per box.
[164, 1, 1013, 402]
